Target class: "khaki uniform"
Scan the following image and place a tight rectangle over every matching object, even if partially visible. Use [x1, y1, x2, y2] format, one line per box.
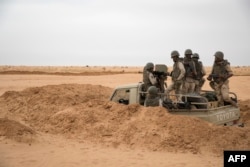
[210, 60, 236, 107]
[183, 77, 196, 94]
[182, 58, 197, 94]
[165, 61, 185, 96]
[193, 61, 206, 94]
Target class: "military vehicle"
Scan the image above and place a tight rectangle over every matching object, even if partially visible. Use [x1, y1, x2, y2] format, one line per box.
[109, 65, 243, 126]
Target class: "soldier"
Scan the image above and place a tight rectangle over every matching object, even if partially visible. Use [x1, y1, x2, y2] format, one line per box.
[207, 51, 238, 107]
[142, 62, 157, 92]
[182, 49, 197, 94]
[144, 86, 162, 107]
[165, 50, 185, 100]
[192, 53, 206, 94]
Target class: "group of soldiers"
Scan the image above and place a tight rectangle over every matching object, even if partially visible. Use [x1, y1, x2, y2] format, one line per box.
[143, 49, 238, 108]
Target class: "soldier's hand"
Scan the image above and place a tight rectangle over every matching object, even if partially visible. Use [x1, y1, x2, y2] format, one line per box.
[207, 75, 212, 81]
[169, 71, 173, 77]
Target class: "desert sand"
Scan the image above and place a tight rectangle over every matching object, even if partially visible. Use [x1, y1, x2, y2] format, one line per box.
[0, 69, 250, 167]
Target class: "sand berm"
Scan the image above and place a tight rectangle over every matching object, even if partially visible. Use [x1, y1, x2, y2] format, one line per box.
[0, 84, 250, 155]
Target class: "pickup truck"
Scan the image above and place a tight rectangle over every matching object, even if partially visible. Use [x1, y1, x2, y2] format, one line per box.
[109, 82, 243, 126]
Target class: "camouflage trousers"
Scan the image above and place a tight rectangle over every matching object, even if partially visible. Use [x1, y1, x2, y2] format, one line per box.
[194, 78, 205, 94]
[165, 80, 183, 101]
[182, 77, 195, 94]
[214, 80, 237, 107]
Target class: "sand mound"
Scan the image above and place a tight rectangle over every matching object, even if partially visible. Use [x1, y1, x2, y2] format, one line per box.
[0, 84, 250, 155]
[0, 118, 35, 143]
[239, 100, 250, 126]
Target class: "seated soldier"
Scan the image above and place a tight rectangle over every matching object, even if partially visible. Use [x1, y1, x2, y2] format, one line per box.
[144, 86, 162, 107]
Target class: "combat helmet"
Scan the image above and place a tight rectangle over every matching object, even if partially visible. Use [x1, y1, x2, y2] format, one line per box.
[171, 50, 180, 58]
[145, 62, 154, 70]
[147, 86, 158, 95]
[214, 51, 224, 59]
[192, 53, 199, 59]
[184, 49, 193, 55]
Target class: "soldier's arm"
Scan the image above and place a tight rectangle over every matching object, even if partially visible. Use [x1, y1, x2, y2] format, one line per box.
[149, 73, 157, 85]
[177, 62, 185, 80]
[224, 64, 233, 79]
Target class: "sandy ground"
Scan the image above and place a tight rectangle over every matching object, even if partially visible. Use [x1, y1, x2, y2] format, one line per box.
[0, 74, 250, 167]
[0, 136, 221, 167]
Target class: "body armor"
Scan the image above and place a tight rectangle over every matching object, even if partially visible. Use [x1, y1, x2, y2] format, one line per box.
[212, 60, 229, 83]
[183, 58, 196, 78]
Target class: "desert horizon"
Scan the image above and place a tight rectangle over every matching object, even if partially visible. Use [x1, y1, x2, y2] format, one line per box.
[1, 65, 250, 76]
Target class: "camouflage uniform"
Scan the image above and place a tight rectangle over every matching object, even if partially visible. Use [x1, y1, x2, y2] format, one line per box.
[165, 51, 185, 98]
[192, 53, 206, 94]
[144, 86, 162, 107]
[182, 49, 197, 94]
[143, 62, 157, 92]
[207, 51, 237, 107]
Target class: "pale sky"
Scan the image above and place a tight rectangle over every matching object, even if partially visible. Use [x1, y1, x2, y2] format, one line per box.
[0, 0, 250, 66]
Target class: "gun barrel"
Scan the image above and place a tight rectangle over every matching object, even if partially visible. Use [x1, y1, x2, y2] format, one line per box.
[153, 71, 169, 76]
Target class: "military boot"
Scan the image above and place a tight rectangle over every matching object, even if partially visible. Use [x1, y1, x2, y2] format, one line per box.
[230, 100, 238, 108]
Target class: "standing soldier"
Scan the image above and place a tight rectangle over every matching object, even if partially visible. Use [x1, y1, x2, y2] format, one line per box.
[165, 50, 185, 99]
[207, 51, 238, 107]
[142, 62, 157, 92]
[182, 49, 197, 94]
[192, 53, 206, 94]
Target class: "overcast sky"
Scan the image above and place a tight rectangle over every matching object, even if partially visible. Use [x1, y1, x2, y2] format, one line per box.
[0, 0, 250, 66]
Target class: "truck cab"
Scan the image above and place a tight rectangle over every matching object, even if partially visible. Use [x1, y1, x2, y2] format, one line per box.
[110, 82, 243, 126]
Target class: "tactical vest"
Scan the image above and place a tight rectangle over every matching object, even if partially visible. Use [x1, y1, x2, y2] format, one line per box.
[194, 61, 203, 79]
[183, 59, 196, 78]
[212, 60, 229, 83]
[183, 58, 196, 78]
[172, 62, 181, 81]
